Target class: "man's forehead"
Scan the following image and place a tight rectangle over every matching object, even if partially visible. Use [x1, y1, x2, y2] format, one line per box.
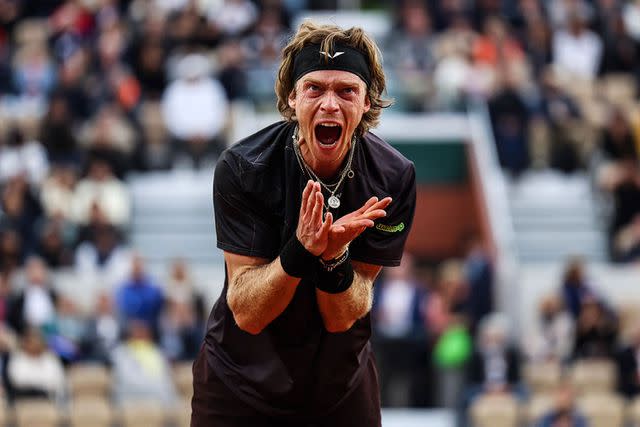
[298, 70, 366, 86]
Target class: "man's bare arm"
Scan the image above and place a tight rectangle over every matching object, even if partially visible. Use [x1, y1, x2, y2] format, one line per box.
[225, 252, 300, 335]
[226, 180, 332, 335]
[315, 261, 382, 333]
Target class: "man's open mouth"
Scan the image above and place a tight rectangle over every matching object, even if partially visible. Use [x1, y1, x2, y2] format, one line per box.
[314, 123, 342, 147]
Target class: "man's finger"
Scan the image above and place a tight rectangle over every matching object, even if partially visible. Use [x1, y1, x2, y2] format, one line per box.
[311, 191, 324, 229]
[357, 196, 378, 214]
[344, 219, 375, 230]
[362, 209, 387, 221]
[365, 197, 392, 213]
[300, 180, 313, 216]
[305, 182, 318, 219]
[316, 212, 333, 239]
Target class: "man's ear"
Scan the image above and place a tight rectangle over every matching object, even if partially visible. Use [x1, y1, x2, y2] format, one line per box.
[363, 94, 371, 113]
[288, 90, 297, 109]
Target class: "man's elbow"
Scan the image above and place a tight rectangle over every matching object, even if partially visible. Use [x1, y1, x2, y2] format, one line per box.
[232, 311, 264, 335]
[323, 318, 356, 333]
[228, 295, 264, 335]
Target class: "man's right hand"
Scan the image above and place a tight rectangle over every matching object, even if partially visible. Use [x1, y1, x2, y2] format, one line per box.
[296, 180, 335, 256]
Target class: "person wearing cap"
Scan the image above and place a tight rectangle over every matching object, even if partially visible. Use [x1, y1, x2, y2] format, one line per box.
[191, 22, 416, 426]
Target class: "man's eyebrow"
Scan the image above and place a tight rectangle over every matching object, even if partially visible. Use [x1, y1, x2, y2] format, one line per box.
[302, 79, 361, 88]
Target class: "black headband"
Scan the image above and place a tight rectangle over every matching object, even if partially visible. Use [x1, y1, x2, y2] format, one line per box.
[292, 43, 372, 87]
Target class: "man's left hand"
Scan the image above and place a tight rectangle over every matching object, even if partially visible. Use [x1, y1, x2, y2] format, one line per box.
[321, 196, 392, 260]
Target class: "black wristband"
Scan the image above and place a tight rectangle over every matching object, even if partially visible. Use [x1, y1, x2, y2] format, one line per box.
[280, 236, 317, 278]
[315, 255, 355, 294]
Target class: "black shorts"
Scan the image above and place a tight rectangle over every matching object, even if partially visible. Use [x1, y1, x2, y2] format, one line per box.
[190, 347, 381, 427]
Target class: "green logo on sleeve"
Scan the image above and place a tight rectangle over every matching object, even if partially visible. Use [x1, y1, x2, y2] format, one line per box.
[375, 222, 405, 233]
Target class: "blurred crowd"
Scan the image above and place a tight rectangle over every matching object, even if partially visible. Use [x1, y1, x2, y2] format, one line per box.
[1, 0, 640, 421]
[0, 252, 205, 405]
[373, 251, 640, 426]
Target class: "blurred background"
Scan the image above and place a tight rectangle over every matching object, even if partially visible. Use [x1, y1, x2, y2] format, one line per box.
[1, 0, 640, 426]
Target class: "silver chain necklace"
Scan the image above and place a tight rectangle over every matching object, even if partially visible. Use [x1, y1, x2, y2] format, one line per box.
[292, 126, 356, 210]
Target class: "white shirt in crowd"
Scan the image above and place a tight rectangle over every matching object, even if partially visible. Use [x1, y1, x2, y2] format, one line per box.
[553, 28, 603, 79]
[71, 177, 131, 226]
[377, 279, 415, 338]
[161, 76, 228, 141]
[0, 140, 49, 186]
[7, 350, 65, 397]
[24, 286, 55, 327]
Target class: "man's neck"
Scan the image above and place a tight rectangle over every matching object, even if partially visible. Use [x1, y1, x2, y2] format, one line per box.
[298, 139, 352, 180]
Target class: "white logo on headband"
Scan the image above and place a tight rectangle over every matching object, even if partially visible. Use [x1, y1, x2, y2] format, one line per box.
[320, 51, 345, 59]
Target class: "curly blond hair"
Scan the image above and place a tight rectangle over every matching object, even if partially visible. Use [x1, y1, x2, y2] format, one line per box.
[275, 21, 391, 136]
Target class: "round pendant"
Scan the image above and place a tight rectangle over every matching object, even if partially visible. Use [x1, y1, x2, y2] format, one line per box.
[328, 195, 341, 209]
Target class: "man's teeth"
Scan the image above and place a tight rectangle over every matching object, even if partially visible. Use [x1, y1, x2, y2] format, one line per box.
[321, 123, 339, 127]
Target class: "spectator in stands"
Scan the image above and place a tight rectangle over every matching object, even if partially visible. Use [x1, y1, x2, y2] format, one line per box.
[536, 382, 587, 427]
[552, 10, 603, 80]
[47, 296, 87, 363]
[111, 320, 177, 405]
[160, 258, 204, 361]
[206, 0, 258, 37]
[6, 327, 65, 401]
[466, 313, 522, 394]
[462, 233, 494, 336]
[161, 53, 229, 168]
[80, 104, 135, 178]
[0, 125, 48, 186]
[624, 0, 640, 43]
[572, 297, 618, 360]
[426, 260, 469, 336]
[371, 253, 428, 407]
[384, 0, 436, 111]
[0, 229, 23, 276]
[561, 257, 599, 319]
[598, 11, 638, 75]
[533, 68, 582, 172]
[600, 108, 638, 164]
[617, 320, 640, 397]
[12, 43, 56, 99]
[75, 220, 131, 288]
[597, 108, 640, 258]
[131, 101, 174, 172]
[83, 292, 121, 364]
[129, 29, 168, 101]
[39, 165, 77, 225]
[521, 17, 553, 78]
[7, 256, 57, 335]
[165, 258, 205, 324]
[35, 219, 74, 269]
[525, 294, 574, 363]
[460, 313, 523, 426]
[115, 254, 164, 337]
[71, 158, 131, 228]
[613, 215, 640, 262]
[472, 15, 524, 69]
[0, 175, 43, 255]
[38, 93, 80, 165]
[488, 69, 531, 176]
[216, 39, 249, 102]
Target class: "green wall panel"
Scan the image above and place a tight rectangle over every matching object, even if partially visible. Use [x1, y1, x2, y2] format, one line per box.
[389, 140, 468, 184]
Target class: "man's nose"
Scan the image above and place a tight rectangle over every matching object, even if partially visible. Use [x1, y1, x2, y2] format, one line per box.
[320, 91, 339, 113]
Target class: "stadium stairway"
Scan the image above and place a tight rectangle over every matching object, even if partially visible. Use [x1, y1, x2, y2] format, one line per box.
[506, 170, 608, 263]
[128, 169, 221, 266]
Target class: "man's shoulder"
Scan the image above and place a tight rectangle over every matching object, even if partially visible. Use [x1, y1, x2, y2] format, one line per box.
[220, 121, 293, 170]
[361, 131, 415, 183]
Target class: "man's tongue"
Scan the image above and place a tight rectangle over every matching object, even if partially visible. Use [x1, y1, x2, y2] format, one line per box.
[315, 124, 342, 146]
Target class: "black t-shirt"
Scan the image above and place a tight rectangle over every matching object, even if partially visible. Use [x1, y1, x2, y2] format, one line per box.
[205, 121, 416, 418]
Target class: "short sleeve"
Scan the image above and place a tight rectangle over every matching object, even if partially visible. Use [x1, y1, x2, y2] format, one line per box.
[213, 154, 279, 258]
[350, 163, 416, 266]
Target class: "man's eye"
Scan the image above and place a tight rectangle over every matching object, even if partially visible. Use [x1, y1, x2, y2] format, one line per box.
[342, 87, 355, 95]
[309, 85, 320, 91]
